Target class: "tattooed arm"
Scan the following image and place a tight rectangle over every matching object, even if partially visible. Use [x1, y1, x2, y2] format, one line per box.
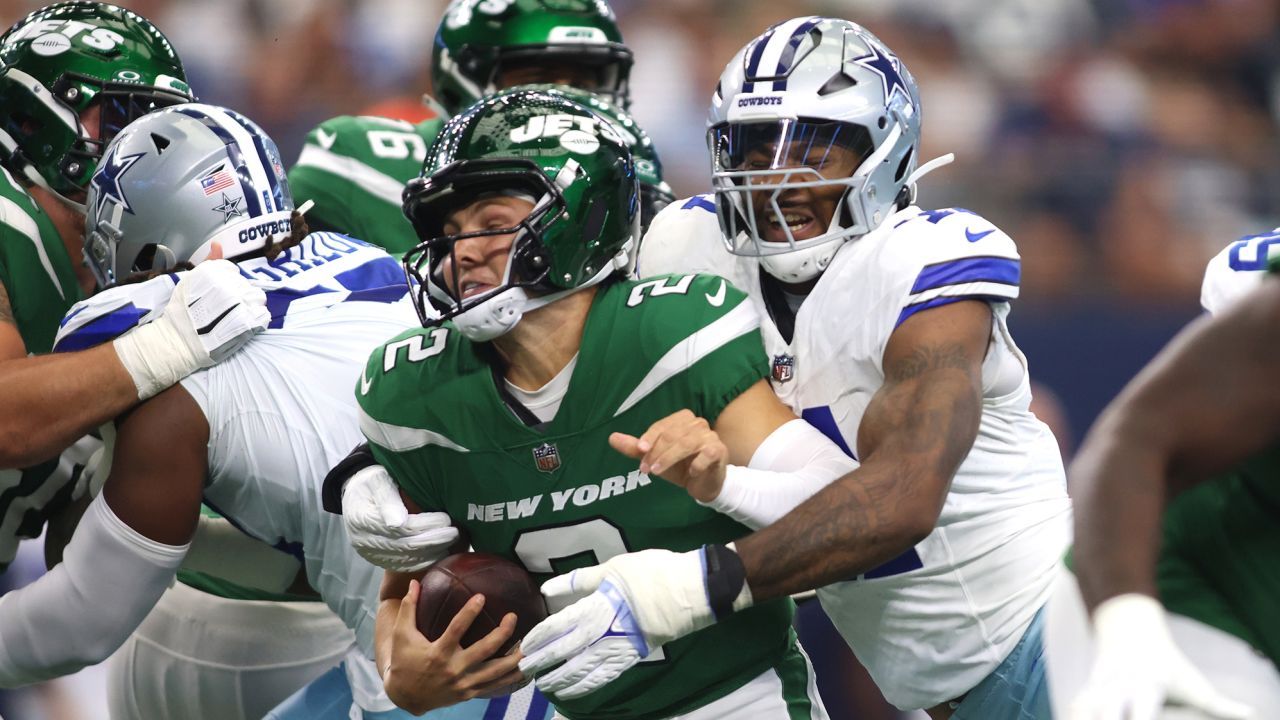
[735, 299, 990, 601]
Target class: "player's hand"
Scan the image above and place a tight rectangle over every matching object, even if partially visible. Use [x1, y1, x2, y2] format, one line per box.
[1070, 594, 1255, 720]
[382, 580, 523, 715]
[113, 259, 270, 399]
[342, 464, 458, 573]
[609, 409, 727, 503]
[519, 548, 713, 700]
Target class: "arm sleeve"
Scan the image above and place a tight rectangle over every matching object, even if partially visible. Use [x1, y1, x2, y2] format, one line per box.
[699, 419, 858, 529]
[0, 493, 188, 686]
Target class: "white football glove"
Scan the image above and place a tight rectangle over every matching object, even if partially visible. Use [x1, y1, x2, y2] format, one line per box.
[1070, 594, 1255, 720]
[341, 464, 458, 573]
[113, 259, 270, 399]
[519, 547, 733, 700]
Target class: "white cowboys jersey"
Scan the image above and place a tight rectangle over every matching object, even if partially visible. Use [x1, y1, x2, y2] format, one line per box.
[57, 233, 415, 709]
[639, 197, 1072, 710]
[1200, 227, 1280, 314]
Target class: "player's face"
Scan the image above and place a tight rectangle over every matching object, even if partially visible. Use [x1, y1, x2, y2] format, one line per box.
[497, 60, 608, 94]
[742, 140, 863, 245]
[439, 195, 535, 300]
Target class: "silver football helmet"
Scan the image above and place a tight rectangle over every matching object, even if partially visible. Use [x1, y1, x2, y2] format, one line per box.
[708, 17, 946, 283]
[83, 103, 293, 287]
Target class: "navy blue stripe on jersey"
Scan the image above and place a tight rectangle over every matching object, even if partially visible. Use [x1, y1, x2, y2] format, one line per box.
[742, 23, 781, 91]
[483, 694, 509, 720]
[224, 109, 285, 213]
[262, 281, 407, 328]
[681, 195, 715, 214]
[864, 547, 924, 579]
[334, 255, 407, 292]
[772, 17, 822, 91]
[801, 406, 856, 460]
[527, 689, 550, 719]
[173, 107, 263, 217]
[910, 256, 1020, 295]
[54, 302, 147, 352]
[895, 294, 1010, 329]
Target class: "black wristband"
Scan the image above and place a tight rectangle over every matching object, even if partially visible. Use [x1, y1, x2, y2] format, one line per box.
[320, 442, 377, 515]
[703, 543, 747, 621]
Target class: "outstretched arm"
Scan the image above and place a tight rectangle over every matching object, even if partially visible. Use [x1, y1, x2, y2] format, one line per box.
[1072, 275, 1280, 610]
[0, 385, 207, 686]
[736, 299, 989, 600]
[0, 261, 268, 469]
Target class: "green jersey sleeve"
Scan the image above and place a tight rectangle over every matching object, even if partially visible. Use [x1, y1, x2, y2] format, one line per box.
[288, 114, 444, 254]
[0, 167, 80, 354]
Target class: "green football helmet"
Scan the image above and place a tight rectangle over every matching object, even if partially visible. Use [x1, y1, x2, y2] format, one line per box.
[402, 87, 639, 340]
[0, 1, 193, 207]
[432, 0, 632, 116]
[514, 84, 673, 229]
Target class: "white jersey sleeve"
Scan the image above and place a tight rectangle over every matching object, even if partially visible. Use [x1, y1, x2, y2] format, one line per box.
[1200, 228, 1280, 314]
[636, 194, 757, 291]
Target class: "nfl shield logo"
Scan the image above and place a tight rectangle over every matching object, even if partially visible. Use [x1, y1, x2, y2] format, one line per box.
[532, 442, 561, 473]
[771, 354, 795, 383]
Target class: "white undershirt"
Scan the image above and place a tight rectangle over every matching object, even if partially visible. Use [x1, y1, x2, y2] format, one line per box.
[504, 354, 579, 423]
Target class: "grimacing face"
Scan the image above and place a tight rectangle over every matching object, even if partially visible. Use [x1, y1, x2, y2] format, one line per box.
[438, 195, 535, 300]
[741, 140, 864, 245]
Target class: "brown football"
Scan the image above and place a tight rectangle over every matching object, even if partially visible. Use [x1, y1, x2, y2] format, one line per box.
[416, 552, 548, 658]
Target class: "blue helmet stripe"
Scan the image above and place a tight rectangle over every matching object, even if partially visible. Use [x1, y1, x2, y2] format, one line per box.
[173, 107, 264, 217]
[772, 17, 823, 91]
[223, 109, 286, 214]
[742, 22, 781, 92]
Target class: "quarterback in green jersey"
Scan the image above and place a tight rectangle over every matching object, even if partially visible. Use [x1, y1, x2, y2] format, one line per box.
[0, 1, 275, 572]
[288, 0, 672, 254]
[357, 90, 851, 718]
[1044, 260, 1280, 719]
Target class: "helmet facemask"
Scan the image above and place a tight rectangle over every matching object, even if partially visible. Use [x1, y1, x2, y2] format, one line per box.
[403, 158, 569, 337]
[711, 118, 898, 282]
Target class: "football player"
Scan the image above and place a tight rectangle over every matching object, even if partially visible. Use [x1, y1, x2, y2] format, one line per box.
[517, 18, 1072, 720]
[356, 89, 855, 718]
[287, 0, 671, 254]
[0, 1, 272, 573]
[0, 104, 547, 720]
[1043, 232, 1280, 719]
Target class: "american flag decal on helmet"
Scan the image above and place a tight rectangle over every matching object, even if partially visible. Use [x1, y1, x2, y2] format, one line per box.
[533, 442, 561, 473]
[771, 354, 795, 383]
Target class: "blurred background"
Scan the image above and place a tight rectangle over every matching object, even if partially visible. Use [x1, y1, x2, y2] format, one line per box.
[1, 0, 1277, 718]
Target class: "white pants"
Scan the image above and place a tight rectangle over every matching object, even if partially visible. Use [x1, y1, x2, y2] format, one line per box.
[1045, 564, 1280, 718]
[551, 648, 829, 720]
[106, 580, 356, 720]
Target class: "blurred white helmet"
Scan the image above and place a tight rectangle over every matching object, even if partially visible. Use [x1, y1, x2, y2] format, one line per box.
[83, 103, 293, 287]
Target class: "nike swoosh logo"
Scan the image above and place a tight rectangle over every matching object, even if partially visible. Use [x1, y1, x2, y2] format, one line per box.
[705, 279, 727, 307]
[196, 304, 238, 335]
[316, 128, 336, 151]
[360, 369, 374, 395]
[965, 227, 995, 243]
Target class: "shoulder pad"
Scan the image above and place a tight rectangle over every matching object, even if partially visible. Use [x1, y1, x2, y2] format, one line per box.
[54, 275, 177, 352]
[637, 196, 752, 288]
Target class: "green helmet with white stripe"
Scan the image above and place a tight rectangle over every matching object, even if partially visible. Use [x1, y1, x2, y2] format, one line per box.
[402, 87, 639, 340]
[0, 1, 193, 208]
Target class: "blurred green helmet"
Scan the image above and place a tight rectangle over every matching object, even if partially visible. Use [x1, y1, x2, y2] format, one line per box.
[402, 87, 639, 340]
[514, 84, 672, 229]
[432, 0, 632, 116]
[0, 1, 193, 207]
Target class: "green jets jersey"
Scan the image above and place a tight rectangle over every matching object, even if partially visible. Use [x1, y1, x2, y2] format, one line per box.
[288, 114, 445, 254]
[0, 166, 80, 354]
[359, 275, 796, 720]
[1157, 445, 1280, 663]
[0, 165, 87, 571]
